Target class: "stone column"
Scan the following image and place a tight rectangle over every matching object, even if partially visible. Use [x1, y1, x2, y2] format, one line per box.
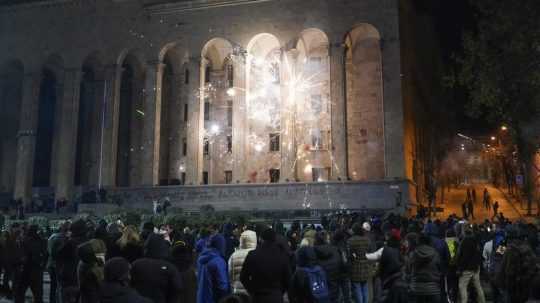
[14, 72, 41, 204]
[100, 64, 121, 187]
[185, 58, 203, 185]
[329, 43, 348, 180]
[141, 61, 164, 186]
[232, 55, 246, 183]
[55, 68, 83, 200]
[97, 65, 122, 186]
[280, 49, 297, 182]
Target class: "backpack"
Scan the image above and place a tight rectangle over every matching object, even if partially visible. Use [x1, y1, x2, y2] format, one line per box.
[301, 265, 330, 303]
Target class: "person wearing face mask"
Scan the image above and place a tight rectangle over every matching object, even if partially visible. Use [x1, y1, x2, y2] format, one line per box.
[77, 238, 107, 303]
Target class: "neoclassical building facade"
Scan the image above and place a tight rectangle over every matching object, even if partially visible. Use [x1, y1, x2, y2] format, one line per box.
[0, 0, 419, 206]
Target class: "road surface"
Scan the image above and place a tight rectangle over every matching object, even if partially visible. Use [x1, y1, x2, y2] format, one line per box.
[434, 183, 522, 222]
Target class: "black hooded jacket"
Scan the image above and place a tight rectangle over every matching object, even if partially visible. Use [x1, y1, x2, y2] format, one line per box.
[57, 235, 88, 286]
[240, 241, 291, 303]
[100, 282, 153, 303]
[407, 244, 441, 295]
[77, 239, 106, 303]
[289, 246, 329, 303]
[456, 235, 482, 272]
[130, 234, 183, 303]
[314, 244, 343, 282]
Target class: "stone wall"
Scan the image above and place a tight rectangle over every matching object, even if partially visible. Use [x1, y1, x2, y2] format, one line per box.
[79, 179, 411, 213]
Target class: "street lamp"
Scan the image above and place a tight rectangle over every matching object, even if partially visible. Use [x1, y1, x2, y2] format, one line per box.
[491, 136, 496, 141]
[501, 125, 508, 131]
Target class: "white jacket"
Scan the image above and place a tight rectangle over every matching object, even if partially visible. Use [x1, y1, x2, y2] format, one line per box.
[228, 230, 257, 294]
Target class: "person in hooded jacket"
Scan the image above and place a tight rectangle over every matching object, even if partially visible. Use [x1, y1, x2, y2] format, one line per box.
[196, 227, 212, 254]
[456, 229, 485, 303]
[139, 221, 155, 243]
[77, 239, 106, 303]
[47, 221, 69, 303]
[223, 223, 239, 261]
[171, 240, 197, 303]
[131, 233, 183, 303]
[57, 219, 90, 303]
[329, 229, 351, 302]
[289, 246, 330, 303]
[2, 224, 24, 300]
[228, 230, 257, 294]
[14, 224, 48, 303]
[497, 225, 537, 303]
[348, 223, 374, 303]
[240, 228, 291, 303]
[406, 234, 441, 303]
[197, 234, 231, 303]
[313, 231, 342, 301]
[423, 221, 449, 303]
[100, 257, 152, 303]
[366, 229, 408, 303]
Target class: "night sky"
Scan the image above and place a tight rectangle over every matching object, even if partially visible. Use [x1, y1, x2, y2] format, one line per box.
[424, 0, 496, 136]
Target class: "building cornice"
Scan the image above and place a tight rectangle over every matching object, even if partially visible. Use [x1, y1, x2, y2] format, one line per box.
[144, 0, 275, 15]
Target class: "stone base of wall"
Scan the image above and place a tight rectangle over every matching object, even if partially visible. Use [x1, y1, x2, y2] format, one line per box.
[77, 179, 412, 215]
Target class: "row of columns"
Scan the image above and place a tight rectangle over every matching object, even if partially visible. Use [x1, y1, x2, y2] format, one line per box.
[12, 42, 349, 203]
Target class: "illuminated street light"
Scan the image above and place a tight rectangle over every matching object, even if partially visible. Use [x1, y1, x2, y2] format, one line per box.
[501, 125, 508, 131]
[491, 136, 496, 141]
[226, 88, 236, 97]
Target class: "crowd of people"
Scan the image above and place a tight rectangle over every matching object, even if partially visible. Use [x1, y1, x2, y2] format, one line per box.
[460, 188, 501, 221]
[0, 209, 540, 303]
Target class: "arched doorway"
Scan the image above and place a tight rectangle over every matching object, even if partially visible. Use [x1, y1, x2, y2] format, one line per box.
[200, 38, 234, 184]
[75, 53, 104, 186]
[246, 33, 282, 183]
[295, 28, 332, 182]
[33, 55, 63, 187]
[0, 60, 23, 192]
[116, 53, 145, 187]
[344, 24, 385, 180]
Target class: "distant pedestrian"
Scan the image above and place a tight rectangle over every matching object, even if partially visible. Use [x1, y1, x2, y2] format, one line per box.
[467, 200, 475, 220]
[462, 202, 468, 220]
[483, 188, 489, 209]
[472, 188, 477, 204]
[467, 189, 472, 204]
[493, 201, 499, 218]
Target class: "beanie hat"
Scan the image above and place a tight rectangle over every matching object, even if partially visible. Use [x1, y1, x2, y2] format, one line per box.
[261, 228, 276, 242]
[104, 257, 130, 283]
[70, 219, 88, 237]
[390, 228, 401, 241]
[352, 223, 363, 235]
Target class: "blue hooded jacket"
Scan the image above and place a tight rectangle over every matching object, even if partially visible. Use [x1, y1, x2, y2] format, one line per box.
[197, 235, 230, 303]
